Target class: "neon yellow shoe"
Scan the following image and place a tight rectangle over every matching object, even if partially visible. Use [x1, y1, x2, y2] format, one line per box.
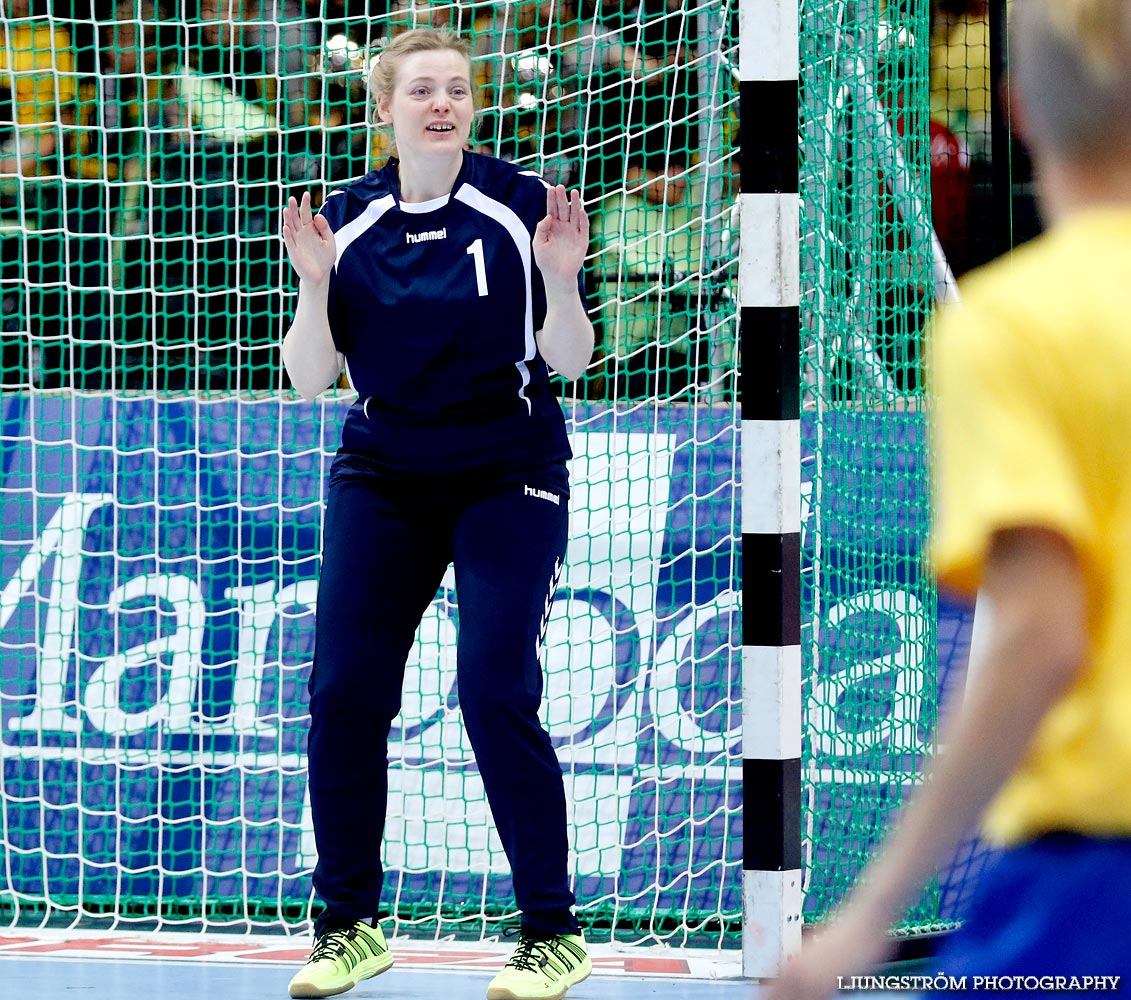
[486, 932, 591, 1000]
[287, 921, 394, 998]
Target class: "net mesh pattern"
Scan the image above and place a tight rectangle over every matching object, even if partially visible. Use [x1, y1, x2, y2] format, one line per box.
[0, 0, 988, 945]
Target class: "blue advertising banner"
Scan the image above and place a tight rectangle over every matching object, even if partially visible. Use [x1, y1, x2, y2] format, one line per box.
[798, 410, 980, 922]
[0, 395, 975, 929]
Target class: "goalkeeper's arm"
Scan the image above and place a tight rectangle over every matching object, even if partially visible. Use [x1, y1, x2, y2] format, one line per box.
[281, 192, 343, 400]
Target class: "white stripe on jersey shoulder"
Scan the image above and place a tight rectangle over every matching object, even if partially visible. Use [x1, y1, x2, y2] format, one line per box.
[518, 169, 552, 189]
[332, 193, 396, 270]
[454, 183, 537, 414]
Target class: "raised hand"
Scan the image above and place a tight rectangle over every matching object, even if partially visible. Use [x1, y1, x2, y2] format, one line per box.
[282, 192, 337, 287]
[533, 185, 589, 293]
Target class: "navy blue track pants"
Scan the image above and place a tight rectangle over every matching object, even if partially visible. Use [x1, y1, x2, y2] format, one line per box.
[925, 834, 1131, 994]
[308, 452, 579, 938]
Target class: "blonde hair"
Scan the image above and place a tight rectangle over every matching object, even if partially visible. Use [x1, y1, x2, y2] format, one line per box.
[1046, 0, 1129, 81]
[369, 27, 475, 109]
[1011, 0, 1131, 162]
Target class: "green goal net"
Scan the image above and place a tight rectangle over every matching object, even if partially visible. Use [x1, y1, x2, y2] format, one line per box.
[0, 0, 742, 945]
[799, 0, 988, 937]
[0, 0, 983, 950]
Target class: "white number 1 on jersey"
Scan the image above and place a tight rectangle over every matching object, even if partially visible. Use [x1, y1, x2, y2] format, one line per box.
[466, 239, 488, 297]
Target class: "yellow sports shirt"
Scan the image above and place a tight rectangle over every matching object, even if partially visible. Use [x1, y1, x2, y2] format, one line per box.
[0, 21, 75, 126]
[931, 209, 1131, 845]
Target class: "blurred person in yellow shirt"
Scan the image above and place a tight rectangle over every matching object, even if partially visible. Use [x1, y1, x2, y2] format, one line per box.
[0, 0, 76, 389]
[0, 0, 75, 183]
[772, 1, 1131, 995]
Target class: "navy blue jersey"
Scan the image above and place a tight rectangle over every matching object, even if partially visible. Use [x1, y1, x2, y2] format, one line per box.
[316, 152, 582, 486]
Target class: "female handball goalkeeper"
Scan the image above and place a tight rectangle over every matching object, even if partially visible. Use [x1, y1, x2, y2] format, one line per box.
[280, 26, 593, 1000]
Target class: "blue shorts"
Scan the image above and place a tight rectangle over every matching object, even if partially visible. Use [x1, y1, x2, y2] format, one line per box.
[927, 834, 1131, 996]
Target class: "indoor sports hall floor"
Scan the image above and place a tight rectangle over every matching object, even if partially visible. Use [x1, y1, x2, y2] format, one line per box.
[0, 928, 916, 998]
[0, 928, 779, 999]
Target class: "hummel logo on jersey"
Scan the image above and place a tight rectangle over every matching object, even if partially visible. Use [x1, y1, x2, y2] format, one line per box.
[406, 227, 447, 244]
[525, 485, 560, 505]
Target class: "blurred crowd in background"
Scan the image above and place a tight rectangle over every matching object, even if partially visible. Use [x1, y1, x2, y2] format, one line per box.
[1, 0, 718, 396]
[0, 0, 1003, 398]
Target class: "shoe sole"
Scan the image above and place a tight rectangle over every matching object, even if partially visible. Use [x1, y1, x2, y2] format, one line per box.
[288, 954, 395, 998]
[485, 963, 591, 1000]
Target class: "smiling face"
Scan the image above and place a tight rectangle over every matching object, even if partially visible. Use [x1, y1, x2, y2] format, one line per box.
[376, 48, 475, 162]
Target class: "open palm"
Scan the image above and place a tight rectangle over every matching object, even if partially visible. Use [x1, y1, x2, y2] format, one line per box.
[533, 185, 589, 291]
[282, 191, 336, 286]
